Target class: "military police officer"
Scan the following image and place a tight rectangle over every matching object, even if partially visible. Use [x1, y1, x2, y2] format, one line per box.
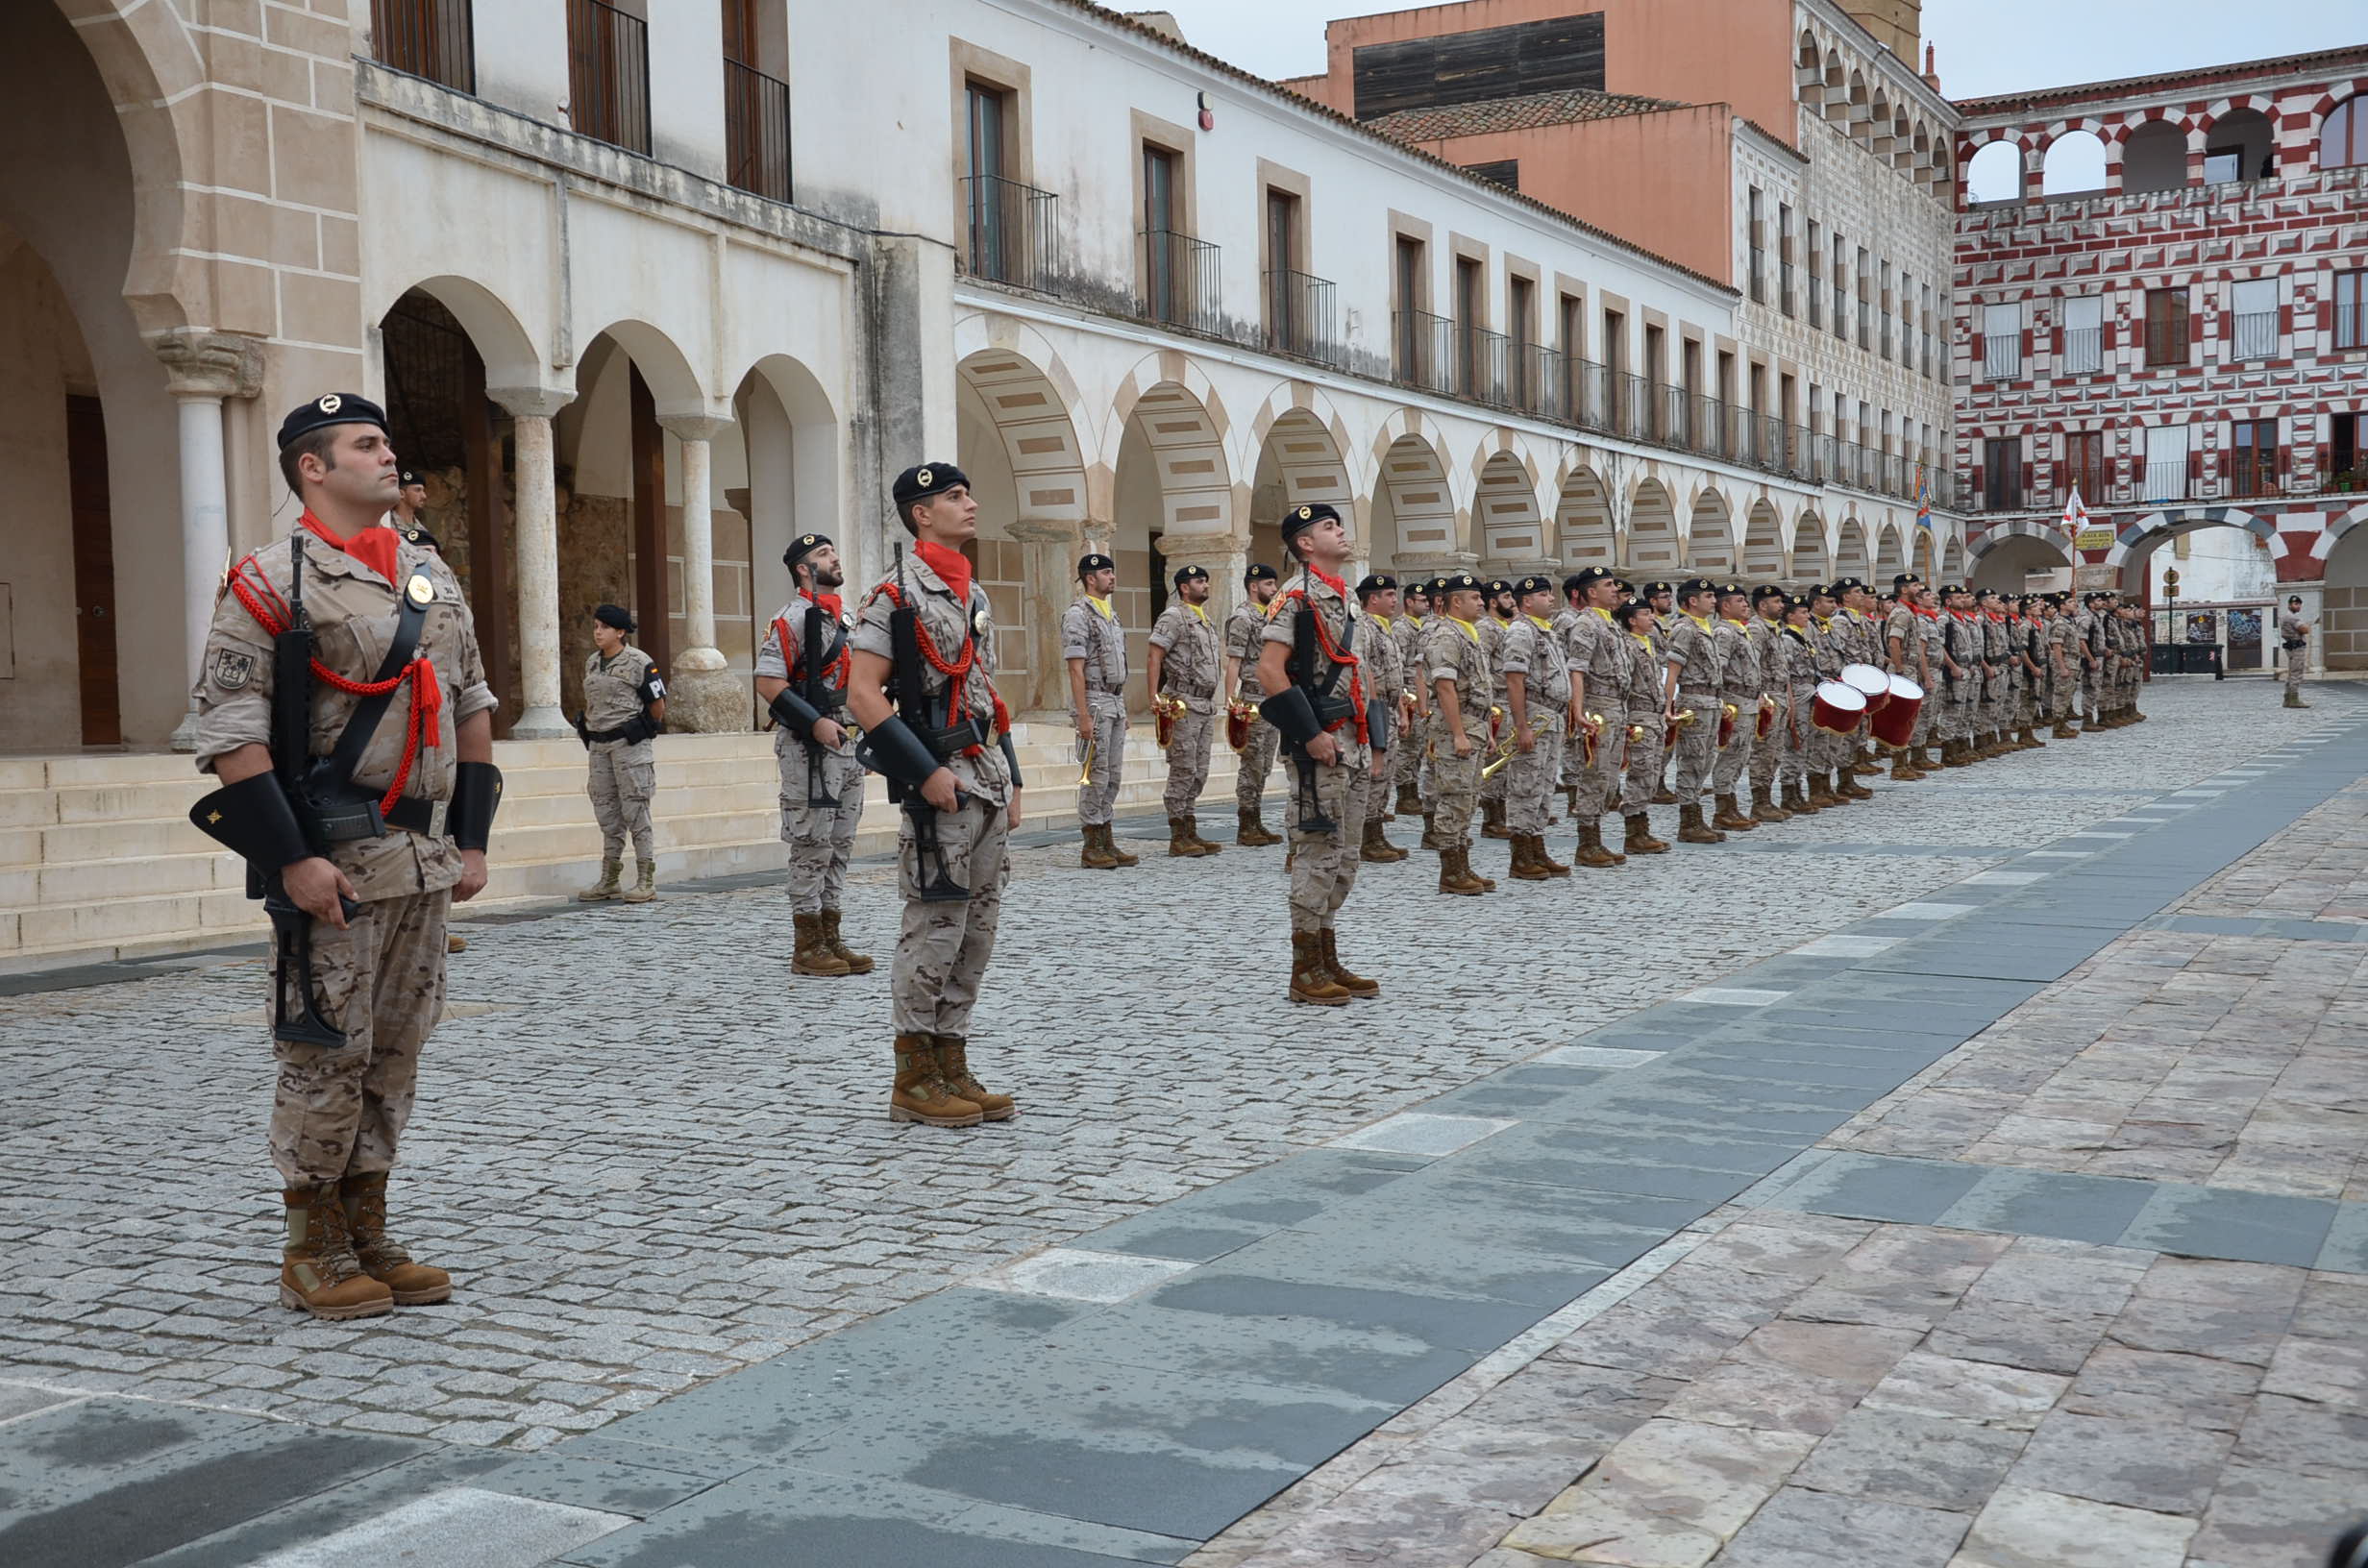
[575, 605, 665, 901]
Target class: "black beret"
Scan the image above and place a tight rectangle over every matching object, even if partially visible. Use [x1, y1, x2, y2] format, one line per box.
[1173, 563, 1210, 586]
[1565, 566, 1616, 592]
[1426, 576, 1453, 596]
[1514, 575, 1556, 597]
[398, 521, 441, 552]
[277, 392, 388, 451]
[1486, 577, 1514, 596]
[593, 602, 635, 632]
[399, 467, 423, 487]
[1438, 572, 1484, 596]
[1280, 502, 1340, 541]
[1810, 582, 1838, 600]
[1078, 552, 1115, 576]
[1643, 580, 1674, 596]
[892, 462, 968, 508]
[1677, 577, 1716, 599]
[1939, 583, 1966, 597]
[1974, 586, 1999, 599]
[1245, 563, 1279, 584]
[1356, 573, 1398, 597]
[1402, 578, 1431, 597]
[782, 531, 832, 572]
[1717, 580, 1749, 599]
[1752, 583, 1787, 603]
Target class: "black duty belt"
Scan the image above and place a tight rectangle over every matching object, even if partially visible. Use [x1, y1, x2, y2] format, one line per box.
[584, 723, 641, 743]
[316, 791, 449, 842]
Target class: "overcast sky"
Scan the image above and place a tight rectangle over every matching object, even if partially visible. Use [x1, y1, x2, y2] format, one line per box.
[1151, 0, 2363, 98]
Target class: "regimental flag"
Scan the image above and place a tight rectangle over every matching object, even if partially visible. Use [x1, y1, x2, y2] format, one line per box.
[1915, 461, 1932, 530]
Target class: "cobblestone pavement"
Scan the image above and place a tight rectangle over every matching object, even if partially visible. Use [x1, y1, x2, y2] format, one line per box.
[0, 679, 2361, 1566]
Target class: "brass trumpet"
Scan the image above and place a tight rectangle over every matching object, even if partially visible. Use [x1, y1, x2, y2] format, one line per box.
[1479, 716, 1549, 780]
[1076, 729, 1096, 788]
[1577, 710, 1606, 768]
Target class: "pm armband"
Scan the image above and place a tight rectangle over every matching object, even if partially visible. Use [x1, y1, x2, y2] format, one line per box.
[1259, 685, 1324, 747]
[448, 762, 503, 852]
[188, 772, 313, 878]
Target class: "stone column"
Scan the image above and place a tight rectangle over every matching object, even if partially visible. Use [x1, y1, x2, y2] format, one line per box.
[1157, 532, 1249, 625]
[1006, 516, 1085, 716]
[490, 385, 575, 739]
[655, 413, 743, 732]
[154, 330, 261, 752]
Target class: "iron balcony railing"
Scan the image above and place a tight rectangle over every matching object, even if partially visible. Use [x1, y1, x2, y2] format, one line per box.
[373, 0, 474, 91]
[724, 59, 792, 203]
[1983, 333, 2020, 381]
[2060, 327, 2104, 376]
[567, 0, 650, 154]
[1138, 229, 1221, 338]
[2231, 310, 2279, 361]
[963, 175, 1062, 295]
[1393, 309, 1453, 395]
[1261, 270, 1344, 368]
[2223, 450, 2281, 498]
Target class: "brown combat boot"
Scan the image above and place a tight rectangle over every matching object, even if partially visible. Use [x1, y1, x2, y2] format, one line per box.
[621, 859, 657, 902]
[1754, 782, 1792, 820]
[2054, 720, 2079, 739]
[793, 911, 852, 977]
[822, 909, 874, 974]
[1320, 928, 1380, 996]
[1418, 814, 1443, 850]
[1168, 817, 1206, 857]
[933, 1035, 1015, 1121]
[337, 1171, 452, 1306]
[1481, 797, 1512, 840]
[1839, 770, 1874, 800]
[1438, 845, 1481, 895]
[576, 858, 622, 902]
[1573, 821, 1623, 869]
[1713, 793, 1755, 831]
[1394, 781, 1421, 817]
[1651, 785, 1680, 806]
[1785, 779, 1818, 815]
[1290, 930, 1353, 1004]
[891, 1033, 983, 1126]
[1080, 823, 1120, 870]
[1622, 812, 1670, 855]
[1888, 750, 1920, 781]
[1185, 815, 1224, 854]
[1677, 802, 1726, 845]
[280, 1185, 393, 1321]
[1536, 833, 1571, 876]
[1237, 807, 1282, 846]
[1509, 834, 1555, 881]
[1806, 774, 1839, 810]
[1361, 816, 1406, 864]
[1102, 823, 1140, 867]
[1465, 845, 1499, 893]
[446, 934, 468, 954]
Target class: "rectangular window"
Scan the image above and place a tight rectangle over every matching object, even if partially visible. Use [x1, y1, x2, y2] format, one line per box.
[2334, 412, 2359, 479]
[2143, 425, 2190, 500]
[2334, 270, 2366, 351]
[1984, 437, 2023, 511]
[2232, 279, 2278, 361]
[1879, 261, 1894, 359]
[567, 0, 653, 155]
[1509, 274, 1536, 407]
[1833, 235, 1848, 340]
[1394, 235, 1426, 383]
[2231, 418, 2280, 496]
[963, 82, 1011, 281]
[1921, 282, 1935, 376]
[2060, 295, 2104, 375]
[1778, 203, 1794, 317]
[1983, 302, 2021, 381]
[2145, 287, 2190, 367]
[2062, 430, 2105, 503]
[1806, 220, 1823, 329]
[1857, 246, 1871, 349]
[1558, 291, 1584, 415]
[1264, 187, 1310, 357]
[1747, 187, 1765, 305]
[376, 0, 477, 91]
[1454, 255, 1484, 395]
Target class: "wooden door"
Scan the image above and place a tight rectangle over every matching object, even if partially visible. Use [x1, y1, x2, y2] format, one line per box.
[64, 395, 120, 747]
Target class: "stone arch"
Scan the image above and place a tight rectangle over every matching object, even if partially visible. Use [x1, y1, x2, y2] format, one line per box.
[580, 318, 706, 409]
[1102, 354, 1232, 527]
[1873, 522, 1909, 583]
[2101, 505, 2276, 570]
[1555, 461, 1616, 569]
[379, 275, 544, 388]
[953, 337, 1092, 708]
[1967, 516, 2074, 562]
[2041, 129, 2108, 196]
[1797, 31, 1823, 106]
[1823, 51, 1847, 123]
[1108, 373, 1234, 559]
[952, 327, 1092, 530]
[1969, 526, 2071, 592]
[1742, 500, 1784, 578]
[1371, 429, 1458, 568]
[1246, 393, 1356, 578]
[1790, 510, 1830, 582]
[1942, 536, 1967, 578]
[1473, 446, 1546, 567]
[2322, 92, 2368, 169]
[2200, 104, 2275, 183]
[1847, 71, 1872, 144]
[1966, 137, 2024, 203]
[1628, 476, 1681, 576]
[1912, 122, 1936, 187]
[1685, 486, 1736, 576]
[1836, 516, 1872, 580]
[2122, 118, 2189, 193]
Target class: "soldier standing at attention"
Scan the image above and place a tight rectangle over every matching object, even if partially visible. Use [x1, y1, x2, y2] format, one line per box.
[755, 531, 872, 977]
[1477, 579, 1517, 842]
[1422, 572, 1494, 895]
[1884, 574, 1931, 779]
[1392, 579, 1433, 822]
[576, 604, 665, 902]
[1614, 598, 1670, 855]
[1257, 502, 1382, 1003]
[1498, 575, 1571, 880]
[1223, 563, 1285, 846]
[1776, 594, 1822, 815]
[1937, 584, 1979, 767]
[1642, 580, 1681, 805]
[1065, 551, 1137, 870]
[1558, 567, 1627, 867]
[2280, 594, 2311, 708]
[847, 463, 1023, 1128]
[190, 392, 501, 1319]
[1148, 563, 1223, 858]
[1355, 574, 1409, 864]
[1748, 585, 1792, 821]
[1663, 577, 1727, 845]
[1709, 582, 1761, 833]
[2043, 594, 2079, 738]
[1417, 577, 1453, 849]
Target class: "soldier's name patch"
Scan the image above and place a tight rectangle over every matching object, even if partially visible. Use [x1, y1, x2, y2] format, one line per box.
[211, 649, 257, 691]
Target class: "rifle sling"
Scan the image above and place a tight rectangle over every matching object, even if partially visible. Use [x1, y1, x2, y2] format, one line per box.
[319, 583, 432, 793]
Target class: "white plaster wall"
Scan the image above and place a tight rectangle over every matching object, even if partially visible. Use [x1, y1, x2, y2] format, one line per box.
[648, 0, 727, 180]
[473, 0, 572, 128]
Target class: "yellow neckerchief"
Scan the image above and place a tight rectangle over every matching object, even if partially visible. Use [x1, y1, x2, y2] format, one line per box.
[1444, 615, 1482, 643]
[1183, 600, 1209, 625]
[1684, 610, 1716, 634]
[1814, 614, 1835, 632]
[1405, 613, 1426, 628]
[1525, 613, 1556, 631]
[1589, 604, 1615, 622]
[1718, 613, 1750, 630]
[1084, 594, 1115, 620]
[1369, 612, 1393, 631]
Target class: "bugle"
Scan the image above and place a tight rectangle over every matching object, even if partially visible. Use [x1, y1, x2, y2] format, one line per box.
[1152, 692, 1186, 749]
[1076, 729, 1096, 787]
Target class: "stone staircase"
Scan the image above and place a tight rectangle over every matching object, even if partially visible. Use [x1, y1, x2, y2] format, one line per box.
[0, 722, 1255, 972]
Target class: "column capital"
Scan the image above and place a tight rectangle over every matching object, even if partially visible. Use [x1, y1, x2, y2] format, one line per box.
[1003, 517, 1083, 545]
[1156, 532, 1247, 566]
[655, 410, 733, 443]
[151, 328, 263, 400]
[488, 385, 574, 421]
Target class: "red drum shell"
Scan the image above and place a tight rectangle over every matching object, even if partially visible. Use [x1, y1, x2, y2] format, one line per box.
[1840, 663, 1889, 714]
[1871, 674, 1925, 747]
[1811, 680, 1867, 735]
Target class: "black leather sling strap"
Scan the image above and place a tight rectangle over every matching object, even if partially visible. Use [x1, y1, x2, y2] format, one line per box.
[306, 580, 432, 840]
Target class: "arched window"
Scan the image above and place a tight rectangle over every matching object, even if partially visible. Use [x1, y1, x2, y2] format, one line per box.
[1966, 140, 2023, 204]
[2123, 120, 2188, 193]
[2042, 130, 2107, 196]
[2204, 108, 2274, 184]
[2324, 97, 2368, 169]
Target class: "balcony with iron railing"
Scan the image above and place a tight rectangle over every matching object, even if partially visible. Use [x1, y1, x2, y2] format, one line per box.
[373, 0, 474, 92]
[567, 0, 650, 155]
[963, 176, 1062, 295]
[1261, 270, 1344, 369]
[1392, 309, 1453, 397]
[1138, 230, 1222, 339]
[724, 58, 791, 203]
[2059, 328, 2103, 376]
[2137, 459, 2190, 502]
[2231, 310, 2279, 361]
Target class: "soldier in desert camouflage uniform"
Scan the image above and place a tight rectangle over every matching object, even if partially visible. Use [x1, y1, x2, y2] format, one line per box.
[755, 530, 871, 977]
[1476, 578, 1516, 842]
[1148, 563, 1223, 858]
[575, 604, 665, 902]
[1355, 574, 1409, 864]
[1557, 567, 1627, 868]
[1065, 552, 1137, 870]
[1497, 575, 1571, 880]
[1223, 563, 1284, 846]
[1423, 573, 1495, 895]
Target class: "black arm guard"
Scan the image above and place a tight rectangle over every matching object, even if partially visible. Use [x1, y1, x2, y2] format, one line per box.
[1366, 698, 1394, 753]
[999, 730, 1022, 787]
[768, 686, 826, 739]
[857, 714, 946, 791]
[447, 762, 504, 852]
[1260, 684, 1325, 747]
[189, 772, 314, 879]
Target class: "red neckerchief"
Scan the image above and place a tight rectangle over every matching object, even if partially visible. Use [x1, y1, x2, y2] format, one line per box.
[914, 540, 973, 606]
[1910, 603, 1939, 620]
[303, 510, 401, 585]
[1281, 565, 1368, 745]
[1985, 610, 2006, 623]
[777, 593, 851, 688]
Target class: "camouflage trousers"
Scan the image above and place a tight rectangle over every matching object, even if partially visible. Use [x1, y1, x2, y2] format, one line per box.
[1430, 733, 1482, 850]
[1287, 759, 1369, 935]
[1234, 711, 1280, 812]
[586, 737, 654, 862]
[1671, 691, 1720, 798]
[2285, 644, 2307, 693]
[1750, 706, 1783, 793]
[1162, 705, 1216, 819]
[778, 739, 866, 915]
[1569, 719, 1619, 821]
[892, 796, 1010, 1037]
[1778, 693, 1816, 783]
[1620, 705, 1666, 813]
[1711, 700, 1756, 794]
[1405, 712, 1435, 808]
[269, 888, 450, 1186]
[1504, 715, 1566, 836]
[1075, 693, 1127, 826]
